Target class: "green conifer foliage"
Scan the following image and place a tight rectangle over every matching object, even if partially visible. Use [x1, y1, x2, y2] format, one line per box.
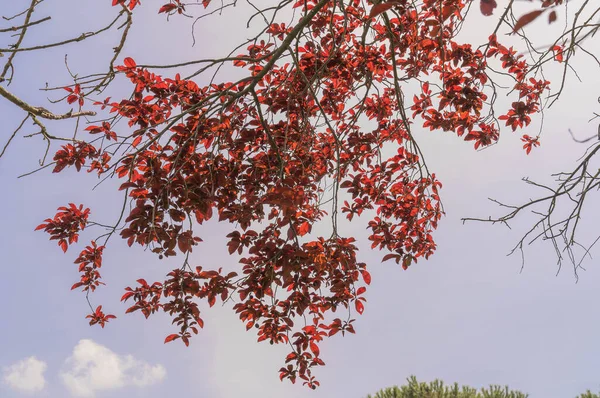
[576, 392, 600, 398]
[367, 376, 528, 398]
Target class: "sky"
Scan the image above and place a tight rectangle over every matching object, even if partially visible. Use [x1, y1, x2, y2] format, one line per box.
[1, 1, 600, 397]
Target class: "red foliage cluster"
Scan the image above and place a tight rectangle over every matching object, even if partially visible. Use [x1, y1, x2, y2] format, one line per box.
[52, 142, 99, 173]
[521, 134, 541, 155]
[64, 84, 85, 107]
[122, 267, 237, 346]
[35, 0, 556, 388]
[86, 305, 116, 328]
[36, 203, 90, 252]
[72, 241, 106, 293]
[112, 0, 140, 10]
[85, 122, 118, 141]
[487, 35, 550, 133]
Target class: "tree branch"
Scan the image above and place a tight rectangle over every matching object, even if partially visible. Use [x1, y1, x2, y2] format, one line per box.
[0, 84, 96, 120]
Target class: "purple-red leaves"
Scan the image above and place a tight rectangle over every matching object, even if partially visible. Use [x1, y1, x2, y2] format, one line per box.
[159, 1, 185, 14]
[164, 334, 179, 343]
[85, 122, 117, 141]
[361, 269, 372, 285]
[552, 45, 564, 62]
[52, 142, 99, 173]
[64, 84, 85, 106]
[123, 57, 136, 69]
[159, 3, 177, 13]
[479, 0, 497, 16]
[368, 2, 395, 19]
[355, 300, 365, 315]
[521, 135, 541, 155]
[41, 0, 554, 389]
[309, 341, 320, 357]
[112, 0, 140, 11]
[513, 10, 545, 33]
[36, 204, 90, 252]
[86, 306, 116, 328]
[71, 241, 106, 292]
[382, 253, 401, 263]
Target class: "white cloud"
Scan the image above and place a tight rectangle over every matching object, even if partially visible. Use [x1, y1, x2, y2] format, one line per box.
[2, 356, 47, 394]
[60, 339, 166, 397]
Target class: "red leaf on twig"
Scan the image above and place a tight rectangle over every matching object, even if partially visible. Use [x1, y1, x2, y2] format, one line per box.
[480, 0, 497, 16]
[513, 9, 545, 33]
[369, 2, 396, 18]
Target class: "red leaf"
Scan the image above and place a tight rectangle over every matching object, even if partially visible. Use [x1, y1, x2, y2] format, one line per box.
[177, 236, 189, 253]
[479, 0, 497, 16]
[361, 269, 371, 285]
[131, 136, 143, 147]
[310, 341, 320, 357]
[159, 3, 177, 13]
[121, 291, 134, 301]
[355, 300, 364, 315]
[551, 45, 564, 62]
[382, 253, 398, 262]
[227, 240, 239, 255]
[123, 57, 137, 68]
[164, 334, 179, 343]
[513, 9, 545, 33]
[368, 2, 394, 18]
[548, 10, 557, 23]
[297, 221, 310, 236]
[34, 223, 48, 231]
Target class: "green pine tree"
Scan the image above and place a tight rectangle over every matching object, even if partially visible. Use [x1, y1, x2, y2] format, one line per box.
[367, 376, 528, 398]
[576, 392, 600, 398]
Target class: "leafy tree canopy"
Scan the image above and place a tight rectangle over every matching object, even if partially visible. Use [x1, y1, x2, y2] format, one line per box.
[1, 0, 598, 389]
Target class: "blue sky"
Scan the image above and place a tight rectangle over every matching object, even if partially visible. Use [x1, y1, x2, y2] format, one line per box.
[1, 1, 600, 397]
